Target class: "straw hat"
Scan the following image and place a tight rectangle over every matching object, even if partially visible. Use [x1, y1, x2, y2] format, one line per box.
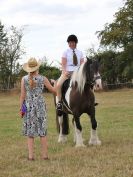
[23, 58, 41, 72]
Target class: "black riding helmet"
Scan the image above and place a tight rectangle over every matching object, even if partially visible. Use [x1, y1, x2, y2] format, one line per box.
[67, 34, 78, 43]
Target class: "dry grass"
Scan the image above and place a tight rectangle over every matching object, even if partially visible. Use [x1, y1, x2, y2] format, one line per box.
[0, 89, 133, 177]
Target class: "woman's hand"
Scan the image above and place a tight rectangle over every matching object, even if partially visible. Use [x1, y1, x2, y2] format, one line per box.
[19, 109, 24, 118]
[50, 79, 56, 85]
[63, 71, 71, 77]
[20, 78, 26, 116]
[44, 77, 57, 95]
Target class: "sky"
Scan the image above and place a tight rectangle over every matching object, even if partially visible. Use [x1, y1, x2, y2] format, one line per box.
[0, 0, 124, 67]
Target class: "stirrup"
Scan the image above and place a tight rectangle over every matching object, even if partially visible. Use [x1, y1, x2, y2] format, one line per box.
[56, 101, 63, 116]
[56, 101, 63, 111]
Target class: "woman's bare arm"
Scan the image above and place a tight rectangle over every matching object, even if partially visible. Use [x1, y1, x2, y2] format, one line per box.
[44, 77, 56, 95]
[20, 78, 26, 110]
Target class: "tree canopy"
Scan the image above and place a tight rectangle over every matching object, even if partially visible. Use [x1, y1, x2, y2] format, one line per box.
[97, 0, 133, 49]
[0, 22, 24, 89]
[93, 0, 133, 84]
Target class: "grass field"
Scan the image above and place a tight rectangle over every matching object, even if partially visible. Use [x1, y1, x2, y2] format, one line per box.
[0, 89, 133, 177]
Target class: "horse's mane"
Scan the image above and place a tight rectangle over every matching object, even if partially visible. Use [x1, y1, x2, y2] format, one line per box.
[71, 62, 87, 94]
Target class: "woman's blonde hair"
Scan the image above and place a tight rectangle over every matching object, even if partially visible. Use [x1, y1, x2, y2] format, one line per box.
[29, 71, 37, 89]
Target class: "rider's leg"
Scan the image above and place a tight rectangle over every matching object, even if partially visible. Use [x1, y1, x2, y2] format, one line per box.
[56, 74, 67, 115]
[56, 74, 67, 102]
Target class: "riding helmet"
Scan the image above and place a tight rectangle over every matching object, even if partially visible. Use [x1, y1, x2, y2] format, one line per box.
[67, 34, 78, 43]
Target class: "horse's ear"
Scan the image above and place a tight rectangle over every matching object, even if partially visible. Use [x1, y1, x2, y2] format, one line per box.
[86, 57, 92, 64]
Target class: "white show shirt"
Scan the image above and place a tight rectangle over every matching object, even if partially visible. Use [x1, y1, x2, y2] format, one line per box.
[62, 48, 83, 72]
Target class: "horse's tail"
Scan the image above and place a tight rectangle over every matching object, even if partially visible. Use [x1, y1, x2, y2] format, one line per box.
[52, 79, 69, 135]
[56, 110, 60, 133]
[54, 95, 69, 134]
[62, 112, 69, 135]
[55, 108, 69, 134]
[53, 94, 60, 133]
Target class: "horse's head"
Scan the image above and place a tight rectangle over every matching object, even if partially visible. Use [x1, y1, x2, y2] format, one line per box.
[71, 57, 102, 94]
[86, 57, 102, 90]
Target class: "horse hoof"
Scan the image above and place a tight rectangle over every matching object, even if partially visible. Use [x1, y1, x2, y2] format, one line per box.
[89, 139, 101, 146]
[58, 140, 67, 143]
[58, 136, 67, 143]
[97, 140, 102, 145]
[75, 144, 86, 148]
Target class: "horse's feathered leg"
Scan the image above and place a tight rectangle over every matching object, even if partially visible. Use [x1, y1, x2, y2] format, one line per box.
[72, 118, 76, 143]
[89, 129, 101, 145]
[55, 96, 68, 143]
[73, 117, 86, 147]
[87, 107, 101, 145]
[58, 115, 67, 143]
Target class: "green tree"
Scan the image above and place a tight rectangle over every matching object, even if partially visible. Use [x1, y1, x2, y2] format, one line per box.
[0, 22, 25, 89]
[0, 21, 8, 89]
[96, 0, 133, 83]
[39, 61, 61, 80]
[118, 43, 133, 81]
[0, 21, 7, 49]
[5, 26, 25, 88]
[97, 0, 133, 49]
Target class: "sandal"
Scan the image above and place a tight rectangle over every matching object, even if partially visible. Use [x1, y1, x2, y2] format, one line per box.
[27, 157, 35, 161]
[42, 157, 49, 160]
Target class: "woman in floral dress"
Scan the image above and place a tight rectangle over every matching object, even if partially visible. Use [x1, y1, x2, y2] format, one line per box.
[20, 58, 56, 160]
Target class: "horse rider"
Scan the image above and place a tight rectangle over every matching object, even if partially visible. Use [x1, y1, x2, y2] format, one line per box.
[56, 34, 84, 113]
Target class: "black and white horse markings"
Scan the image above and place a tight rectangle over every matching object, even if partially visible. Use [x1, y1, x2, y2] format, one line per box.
[55, 58, 102, 147]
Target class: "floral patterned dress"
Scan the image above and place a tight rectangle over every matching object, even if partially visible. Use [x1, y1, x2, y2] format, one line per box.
[22, 75, 47, 137]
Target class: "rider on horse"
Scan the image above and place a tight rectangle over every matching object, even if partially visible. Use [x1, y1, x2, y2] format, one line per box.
[56, 34, 84, 113]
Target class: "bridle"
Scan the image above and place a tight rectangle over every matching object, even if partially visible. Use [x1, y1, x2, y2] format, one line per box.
[86, 64, 101, 88]
[94, 75, 101, 81]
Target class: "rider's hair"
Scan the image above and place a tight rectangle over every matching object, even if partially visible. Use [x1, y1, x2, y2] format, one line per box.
[67, 34, 78, 43]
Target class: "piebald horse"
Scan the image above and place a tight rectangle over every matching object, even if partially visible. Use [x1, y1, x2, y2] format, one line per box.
[55, 58, 102, 147]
